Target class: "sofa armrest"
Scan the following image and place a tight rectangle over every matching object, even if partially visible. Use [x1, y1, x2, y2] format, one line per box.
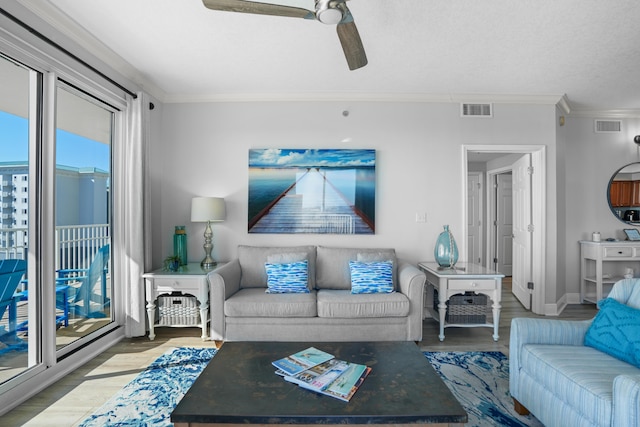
[208, 259, 241, 341]
[613, 374, 640, 427]
[509, 317, 592, 400]
[397, 261, 426, 341]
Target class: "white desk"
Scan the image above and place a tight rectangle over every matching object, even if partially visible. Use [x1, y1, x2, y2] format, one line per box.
[418, 262, 504, 342]
[143, 263, 223, 341]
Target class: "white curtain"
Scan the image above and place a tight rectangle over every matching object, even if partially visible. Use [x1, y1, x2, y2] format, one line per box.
[118, 92, 149, 337]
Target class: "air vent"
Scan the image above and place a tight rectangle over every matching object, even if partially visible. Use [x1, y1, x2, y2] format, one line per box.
[594, 120, 622, 133]
[461, 103, 492, 118]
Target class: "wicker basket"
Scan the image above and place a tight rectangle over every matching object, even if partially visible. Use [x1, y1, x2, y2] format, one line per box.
[157, 295, 200, 326]
[434, 290, 488, 324]
[447, 292, 488, 324]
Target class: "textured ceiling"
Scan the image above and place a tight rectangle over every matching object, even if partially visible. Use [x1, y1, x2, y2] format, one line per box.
[29, 0, 640, 114]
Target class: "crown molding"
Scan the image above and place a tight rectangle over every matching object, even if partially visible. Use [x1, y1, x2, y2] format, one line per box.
[163, 91, 568, 106]
[565, 109, 640, 119]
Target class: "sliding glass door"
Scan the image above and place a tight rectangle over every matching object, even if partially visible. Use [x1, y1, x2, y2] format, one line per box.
[0, 54, 35, 383]
[0, 52, 118, 384]
[54, 84, 115, 353]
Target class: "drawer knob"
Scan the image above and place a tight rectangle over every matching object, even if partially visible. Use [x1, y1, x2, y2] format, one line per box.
[471, 282, 477, 287]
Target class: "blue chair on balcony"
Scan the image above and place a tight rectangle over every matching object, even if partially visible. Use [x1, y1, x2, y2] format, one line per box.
[57, 244, 110, 319]
[13, 278, 70, 330]
[0, 259, 28, 353]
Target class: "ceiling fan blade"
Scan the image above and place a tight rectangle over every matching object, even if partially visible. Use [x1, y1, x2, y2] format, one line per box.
[202, 0, 313, 19]
[336, 19, 368, 70]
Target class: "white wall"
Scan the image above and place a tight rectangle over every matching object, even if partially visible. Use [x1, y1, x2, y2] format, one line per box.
[151, 101, 558, 283]
[561, 115, 640, 301]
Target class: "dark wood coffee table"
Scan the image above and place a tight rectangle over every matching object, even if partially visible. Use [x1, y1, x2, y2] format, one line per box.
[172, 341, 466, 427]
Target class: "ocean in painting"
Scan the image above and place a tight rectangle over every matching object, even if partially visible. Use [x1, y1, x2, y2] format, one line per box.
[248, 149, 376, 234]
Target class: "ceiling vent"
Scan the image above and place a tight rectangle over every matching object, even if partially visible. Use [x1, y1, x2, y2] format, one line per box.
[594, 120, 622, 133]
[461, 103, 492, 118]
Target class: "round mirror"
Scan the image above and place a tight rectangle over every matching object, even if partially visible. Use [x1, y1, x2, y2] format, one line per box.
[608, 162, 640, 224]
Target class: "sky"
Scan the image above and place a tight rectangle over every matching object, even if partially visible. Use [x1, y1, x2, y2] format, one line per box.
[0, 111, 110, 171]
[249, 148, 375, 168]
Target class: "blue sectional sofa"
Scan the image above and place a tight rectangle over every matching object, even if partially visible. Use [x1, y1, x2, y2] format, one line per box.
[510, 279, 640, 427]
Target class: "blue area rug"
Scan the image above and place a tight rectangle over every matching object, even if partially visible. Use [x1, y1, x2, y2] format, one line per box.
[80, 347, 541, 427]
[425, 351, 543, 427]
[79, 347, 216, 427]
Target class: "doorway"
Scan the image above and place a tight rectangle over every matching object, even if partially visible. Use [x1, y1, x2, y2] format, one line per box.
[463, 146, 546, 315]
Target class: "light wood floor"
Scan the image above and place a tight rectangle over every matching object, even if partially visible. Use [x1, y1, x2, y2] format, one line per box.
[0, 282, 597, 426]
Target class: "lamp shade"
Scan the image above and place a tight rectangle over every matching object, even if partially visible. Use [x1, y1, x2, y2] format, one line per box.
[191, 197, 226, 222]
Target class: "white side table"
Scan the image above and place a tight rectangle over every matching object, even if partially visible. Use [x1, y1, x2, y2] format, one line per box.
[579, 240, 640, 304]
[418, 262, 504, 342]
[143, 263, 224, 341]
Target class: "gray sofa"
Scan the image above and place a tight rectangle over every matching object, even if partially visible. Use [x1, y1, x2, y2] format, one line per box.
[208, 245, 426, 342]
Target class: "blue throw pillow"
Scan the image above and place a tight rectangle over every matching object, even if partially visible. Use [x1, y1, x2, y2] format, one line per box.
[265, 260, 309, 294]
[584, 297, 640, 368]
[349, 260, 394, 294]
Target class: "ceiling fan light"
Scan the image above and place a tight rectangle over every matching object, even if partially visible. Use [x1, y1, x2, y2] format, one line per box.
[317, 8, 343, 24]
[315, 0, 344, 24]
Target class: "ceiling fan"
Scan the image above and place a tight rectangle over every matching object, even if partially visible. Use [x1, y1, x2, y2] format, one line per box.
[202, 0, 368, 70]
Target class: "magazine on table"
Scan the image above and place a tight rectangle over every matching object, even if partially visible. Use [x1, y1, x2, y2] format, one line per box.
[281, 358, 371, 402]
[271, 346, 335, 376]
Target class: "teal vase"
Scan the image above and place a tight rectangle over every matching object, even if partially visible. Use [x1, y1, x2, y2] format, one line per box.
[434, 225, 459, 268]
[173, 226, 188, 266]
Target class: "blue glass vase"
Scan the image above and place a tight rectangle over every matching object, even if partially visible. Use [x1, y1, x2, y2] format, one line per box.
[173, 226, 188, 266]
[434, 225, 459, 268]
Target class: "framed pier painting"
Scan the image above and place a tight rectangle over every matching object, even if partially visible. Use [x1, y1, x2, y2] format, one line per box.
[248, 149, 376, 234]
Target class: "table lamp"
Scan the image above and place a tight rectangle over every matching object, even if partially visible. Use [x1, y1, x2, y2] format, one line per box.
[191, 197, 226, 269]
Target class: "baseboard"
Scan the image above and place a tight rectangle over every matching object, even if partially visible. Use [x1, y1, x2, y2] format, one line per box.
[544, 292, 582, 316]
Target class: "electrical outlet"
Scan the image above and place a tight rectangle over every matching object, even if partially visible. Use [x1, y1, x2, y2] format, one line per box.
[415, 212, 427, 223]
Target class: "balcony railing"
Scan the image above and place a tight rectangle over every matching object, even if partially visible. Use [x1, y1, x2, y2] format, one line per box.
[0, 224, 109, 271]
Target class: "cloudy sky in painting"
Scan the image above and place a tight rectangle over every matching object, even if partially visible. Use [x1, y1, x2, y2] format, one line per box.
[249, 149, 375, 168]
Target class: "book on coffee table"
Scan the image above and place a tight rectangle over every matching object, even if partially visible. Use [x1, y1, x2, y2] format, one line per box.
[271, 346, 334, 376]
[282, 358, 371, 402]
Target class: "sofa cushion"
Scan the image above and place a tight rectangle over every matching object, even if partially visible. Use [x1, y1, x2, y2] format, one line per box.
[225, 288, 317, 317]
[238, 245, 316, 289]
[265, 260, 309, 294]
[316, 246, 397, 290]
[520, 344, 640, 426]
[585, 297, 640, 367]
[349, 260, 394, 294]
[316, 290, 409, 318]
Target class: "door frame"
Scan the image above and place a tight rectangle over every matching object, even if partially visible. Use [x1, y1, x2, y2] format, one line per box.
[462, 145, 546, 315]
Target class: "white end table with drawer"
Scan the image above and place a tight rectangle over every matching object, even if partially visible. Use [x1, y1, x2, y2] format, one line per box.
[579, 240, 640, 304]
[143, 262, 223, 341]
[418, 262, 504, 342]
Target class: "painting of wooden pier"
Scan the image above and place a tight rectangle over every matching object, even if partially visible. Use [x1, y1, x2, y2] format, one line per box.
[248, 149, 375, 234]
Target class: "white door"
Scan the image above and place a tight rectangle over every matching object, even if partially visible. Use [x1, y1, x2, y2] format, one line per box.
[496, 173, 513, 275]
[512, 154, 533, 309]
[467, 173, 483, 265]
